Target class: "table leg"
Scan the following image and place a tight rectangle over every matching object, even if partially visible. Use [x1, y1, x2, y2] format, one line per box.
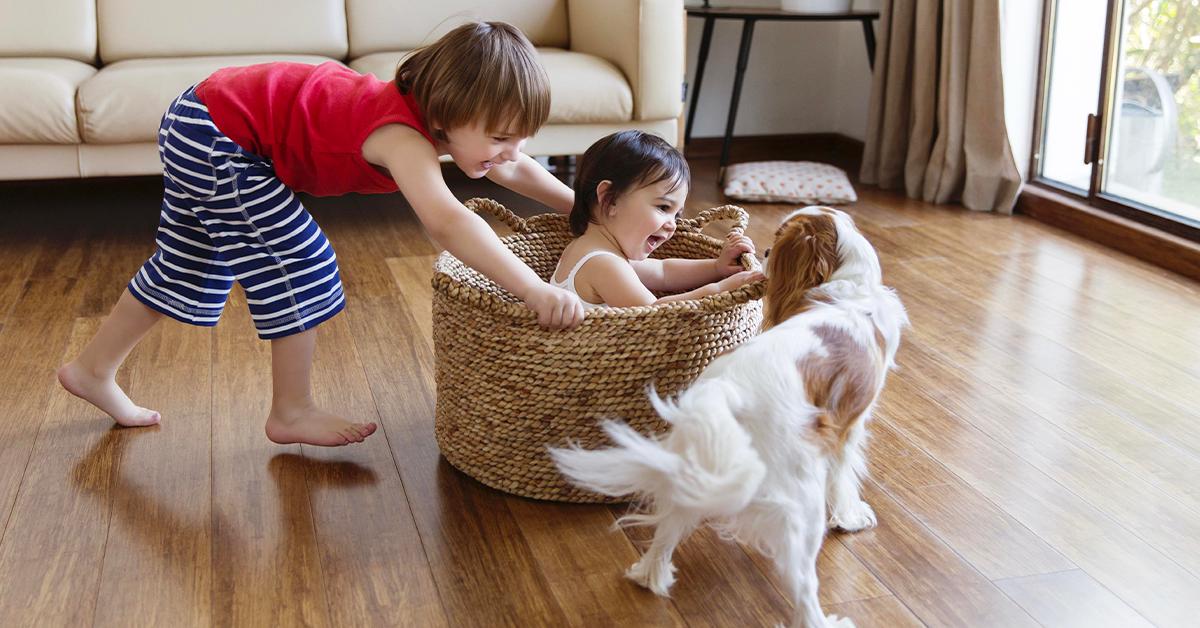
[719, 18, 756, 175]
[685, 16, 716, 145]
[862, 18, 877, 71]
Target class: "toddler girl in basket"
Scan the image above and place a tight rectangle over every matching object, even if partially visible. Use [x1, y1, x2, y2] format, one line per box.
[554, 131, 763, 308]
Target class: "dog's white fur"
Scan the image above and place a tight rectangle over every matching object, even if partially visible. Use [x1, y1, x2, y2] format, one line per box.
[551, 207, 907, 628]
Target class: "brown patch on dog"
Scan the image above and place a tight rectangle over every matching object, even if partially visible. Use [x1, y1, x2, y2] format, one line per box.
[764, 211, 840, 330]
[798, 325, 884, 452]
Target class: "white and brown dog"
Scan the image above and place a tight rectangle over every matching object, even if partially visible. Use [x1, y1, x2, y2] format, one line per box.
[551, 207, 907, 628]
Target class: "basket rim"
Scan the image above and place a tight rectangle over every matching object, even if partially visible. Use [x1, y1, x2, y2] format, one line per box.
[433, 208, 766, 322]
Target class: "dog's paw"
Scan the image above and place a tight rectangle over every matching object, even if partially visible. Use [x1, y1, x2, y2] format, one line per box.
[626, 559, 676, 596]
[829, 500, 877, 532]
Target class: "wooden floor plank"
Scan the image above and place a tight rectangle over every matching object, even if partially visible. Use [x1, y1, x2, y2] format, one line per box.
[891, 259, 1200, 460]
[0, 204, 97, 519]
[897, 293, 1200, 507]
[91, 322, 213, 626]
[812, 533, 893, 606]
[0, 277, 85, 536]
[1001, 214, 1200, 298]
[866, 420, 1076, 580]
[824, 594, 925, 628]
[0, 210, 44, 326]
[878, 378, 1200, 626]
[995, 569, 1155, 628]
[889, 322, 1200, 578]
[303, 311, 449, 627]
[0, 318, 116, 625]
[924, 241, 1200, 373]
[210, 289, 333, 627]
[895, 342, 1200, 576]
[898, 254, 1200, 414]
[837, 480, 1040, 627]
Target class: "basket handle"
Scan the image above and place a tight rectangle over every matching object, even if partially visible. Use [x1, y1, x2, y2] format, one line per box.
[464, 197, 529, 233]
[679, 204, 749, 235]
[678, 204, 760, 271]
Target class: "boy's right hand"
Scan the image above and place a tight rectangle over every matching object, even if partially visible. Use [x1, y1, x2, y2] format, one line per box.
[525, 283, 585, 329]
[716, 270, 765, 293]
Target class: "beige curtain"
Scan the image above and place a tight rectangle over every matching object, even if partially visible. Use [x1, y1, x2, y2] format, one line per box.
[860, 0, 1022, 213]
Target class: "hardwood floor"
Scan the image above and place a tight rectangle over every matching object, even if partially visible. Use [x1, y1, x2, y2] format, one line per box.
[0, 149, 1197, 627]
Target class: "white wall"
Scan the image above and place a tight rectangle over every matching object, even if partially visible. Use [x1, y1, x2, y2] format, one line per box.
[686, 0, 1045, 183]
[684, 0, 877, 140]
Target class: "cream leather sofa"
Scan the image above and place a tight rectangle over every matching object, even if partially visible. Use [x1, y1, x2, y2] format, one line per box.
[0, 0, 683, 181]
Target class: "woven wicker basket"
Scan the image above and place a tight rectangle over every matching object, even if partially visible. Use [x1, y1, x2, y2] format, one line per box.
[432, 198, 765, 502]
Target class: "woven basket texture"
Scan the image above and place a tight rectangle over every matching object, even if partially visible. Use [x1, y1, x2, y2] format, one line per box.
[432, 198, 765, 502]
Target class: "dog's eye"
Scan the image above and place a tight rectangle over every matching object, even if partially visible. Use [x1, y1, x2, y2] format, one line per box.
[763, 247, 771, 259]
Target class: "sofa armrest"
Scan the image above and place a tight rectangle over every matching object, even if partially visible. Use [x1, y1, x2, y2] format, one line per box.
[567, 0, 684, 122]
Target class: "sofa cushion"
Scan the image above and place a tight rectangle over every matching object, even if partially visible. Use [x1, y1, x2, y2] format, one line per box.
[0, 0, 97, 63]
[350, 48, 631, 126]
[346, 0, 568, 58]
[97, 0, 348, 63]
[78, 55, 339, 144]
[567, 0, 684, 121]
[0, 59, 96, 143]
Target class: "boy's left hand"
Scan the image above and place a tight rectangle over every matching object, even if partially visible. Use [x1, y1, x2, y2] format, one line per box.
[716, 233, 756, 275]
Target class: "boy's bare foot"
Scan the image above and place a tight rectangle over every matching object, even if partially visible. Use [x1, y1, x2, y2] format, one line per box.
[265, 404, 377, 447]
[56, 361, 161, 427]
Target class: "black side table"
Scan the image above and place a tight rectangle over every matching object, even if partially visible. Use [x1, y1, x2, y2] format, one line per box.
[685, 6, 880, 173]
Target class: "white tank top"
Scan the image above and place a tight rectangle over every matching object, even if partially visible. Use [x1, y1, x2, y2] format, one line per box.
[550, 250, 623, 310]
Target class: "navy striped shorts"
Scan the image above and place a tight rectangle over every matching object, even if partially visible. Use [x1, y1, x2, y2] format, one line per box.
[129, 85, 345, 340]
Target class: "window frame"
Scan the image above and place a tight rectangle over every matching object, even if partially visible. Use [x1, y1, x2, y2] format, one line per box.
[1028, 0, 1200, 243]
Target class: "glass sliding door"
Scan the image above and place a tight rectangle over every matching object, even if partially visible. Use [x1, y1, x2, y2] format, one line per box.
[1038, 0, 1109, 192]
[1102, 1, 1200, 226]
[1034, 0, 1200, 235]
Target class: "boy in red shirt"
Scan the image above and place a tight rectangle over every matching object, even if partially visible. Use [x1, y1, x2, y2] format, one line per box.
[58, 22, 584, 446]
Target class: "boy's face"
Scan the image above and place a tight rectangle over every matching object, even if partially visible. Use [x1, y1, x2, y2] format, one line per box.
[439, 120, 528, 178]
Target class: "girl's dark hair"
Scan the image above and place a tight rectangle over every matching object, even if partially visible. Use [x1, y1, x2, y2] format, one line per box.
[569, 130, 691, 236]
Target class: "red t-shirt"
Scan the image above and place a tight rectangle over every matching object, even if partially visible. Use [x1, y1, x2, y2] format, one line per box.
[196, 61, 435, 197]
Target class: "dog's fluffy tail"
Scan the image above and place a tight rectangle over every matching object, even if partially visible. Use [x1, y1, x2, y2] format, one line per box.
[550, 386, 767, 525]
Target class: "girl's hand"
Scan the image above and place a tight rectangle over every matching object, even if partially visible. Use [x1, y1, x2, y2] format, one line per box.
[525, 283, 585, 329]
[715, 269, 765, 293]
[716, 233, 756, 276]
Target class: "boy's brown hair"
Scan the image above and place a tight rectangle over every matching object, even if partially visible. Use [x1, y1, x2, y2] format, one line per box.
[396, 21, 551, 139]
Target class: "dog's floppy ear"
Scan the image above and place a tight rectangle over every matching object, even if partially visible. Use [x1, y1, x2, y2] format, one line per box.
[764, 213, 839, 329]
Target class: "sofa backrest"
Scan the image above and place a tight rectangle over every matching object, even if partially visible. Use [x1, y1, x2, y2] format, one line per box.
[96, 0, 348, 63]
[346, 0, 568, 58]
[0, 0, 97, 63]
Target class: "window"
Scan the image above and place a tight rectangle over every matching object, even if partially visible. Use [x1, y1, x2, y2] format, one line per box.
[1034, 0, 1200, 234]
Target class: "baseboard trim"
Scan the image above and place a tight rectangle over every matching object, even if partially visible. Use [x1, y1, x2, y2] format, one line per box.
[1016, 185, 1200, 281]
[682, 133, 865, 181]
[684, 133, 864, 159]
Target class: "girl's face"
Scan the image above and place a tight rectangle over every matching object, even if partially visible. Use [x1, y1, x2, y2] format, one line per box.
[597, 177, 687, 261]
[439, 120, 527, 178]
